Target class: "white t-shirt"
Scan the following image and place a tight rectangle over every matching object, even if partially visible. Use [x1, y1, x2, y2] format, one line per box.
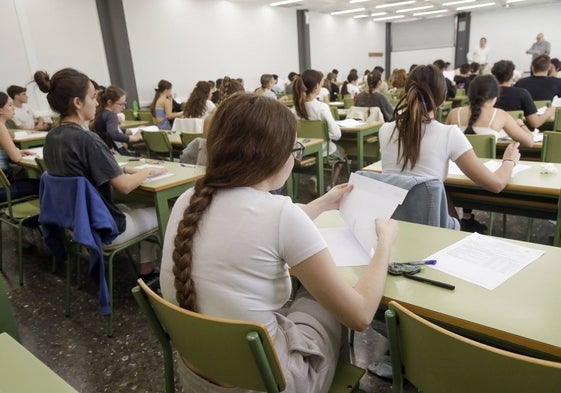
[202, 100, 215, 119]
[160, 187, 327, 337]
[292, 100, 341, 156]
[379, 120, 472, 180]
[318, 87, 330, 103]
[346, 83, 360, 98]
[13, 105, 35, 129]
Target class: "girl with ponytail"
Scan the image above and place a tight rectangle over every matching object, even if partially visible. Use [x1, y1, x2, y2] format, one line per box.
[379, 65, 522, 228]
[159, 92, 398, 393]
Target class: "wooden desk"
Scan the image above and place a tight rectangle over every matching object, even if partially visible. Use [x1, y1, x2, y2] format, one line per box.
[339, 122, 382, 169]
[286, 138, 324, 198]
[0, 332, 78, 392]
[117, 156, 203, 239]
[315, 211, 561, 360]
[11, 130, 48, 149]
[363, 160, 561, 246]
[120, 120, 149, 129]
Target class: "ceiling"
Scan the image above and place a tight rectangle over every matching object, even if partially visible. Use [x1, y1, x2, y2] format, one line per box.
[230, 0, 561, 22]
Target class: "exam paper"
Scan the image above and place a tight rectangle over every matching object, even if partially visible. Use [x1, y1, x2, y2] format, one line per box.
[128, 125, 159, 135]
[448, 160, 530, 177]
[20, 147, 43, 160]
[551, 95, 561, 108]
[425, 232, 544, 290]
[336, 118, 365, 128]
[133, 164, 175, 183]
[320, 172, 408, 266]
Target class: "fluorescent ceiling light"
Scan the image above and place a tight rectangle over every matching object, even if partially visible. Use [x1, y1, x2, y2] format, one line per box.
[353, 14, 370, 18]
[456, 2, 496, 10]
[373, 14, 405, 21]
[506, 0, 528, 3]
[414, 9, 448, 15]
[376, 1, 416, 9]
[349, 0, 370, 3]
[442, 0, 475, 5]
[331, 7, 365, 15]
[270, 0, 302, 6]
[394, 17, 420, 23]
[396, 5, 433, 12]
[370, 11, 388, 16]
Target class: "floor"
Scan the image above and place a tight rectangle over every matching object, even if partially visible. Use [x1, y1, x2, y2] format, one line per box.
[1, 181, 556, 392]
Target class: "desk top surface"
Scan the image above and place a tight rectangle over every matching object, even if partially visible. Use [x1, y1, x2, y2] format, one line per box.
[10, 129, 48, 141]
[315, 211, 561, 358]
[0, 333, 77, 392]
[363, 159, 561, 195]
[340, 121, 383, 132]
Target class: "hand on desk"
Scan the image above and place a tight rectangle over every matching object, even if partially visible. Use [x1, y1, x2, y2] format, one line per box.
[21, 150, 37, 156]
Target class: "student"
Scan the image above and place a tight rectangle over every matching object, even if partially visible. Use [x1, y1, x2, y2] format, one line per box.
[433, 59, 456, 99]
[217, 76, 244, 105]
[446, 74, 533, 231]
[255, 74, 288, 103]
[379, 65, 521, 225]
[35, 68, 167, 279]
[325, 72, 340, 102]
[150, 80, 183, 130]
[182, 81, 215, 119]
[355, 70, 394, 122]
[492, 60, 556, 129]
[91, 85, 142, 156]
[0, 92, 39, 201]
[292, 69, 346, 188]
[7, 85, 50, 131]
[179, 115, 212, 165]
[340, 72, 360, 99]
[159, 92, 398, 393]
[453, 63, 472, 91]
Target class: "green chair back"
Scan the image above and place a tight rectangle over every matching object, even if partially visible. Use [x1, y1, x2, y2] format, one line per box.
[330, 105, 340, 121]
[385, 301, 561, 393]
[141, 131, 174, 161]
[123, 108, 136, 121]
[541, 131, 561, 163]
[465, 134, 496, 159]
[553, 107, 561, 132]
[5, 119, 17, 129]
[507, 110, 524, 120]
[179, 132, 203, 149]
[137, 110, 155, 125]
[132, 279, 286, 393]
[297, 120, 329, 142]
[343, 96, 354, 109]
[0, 277, 19, 342]
[456, 88, 466, 97]
[534, 100, 551, 109]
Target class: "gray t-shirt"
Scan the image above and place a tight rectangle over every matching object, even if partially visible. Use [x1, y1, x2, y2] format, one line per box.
[43, 123, 126, 231]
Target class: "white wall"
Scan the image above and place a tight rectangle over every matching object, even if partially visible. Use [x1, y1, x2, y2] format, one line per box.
[310, 13, 386, 79]
[122, 0, 300, 105]
[391, 47, 456, 72]
[469, 2, 561, 73]
[1, 0, 110, 115]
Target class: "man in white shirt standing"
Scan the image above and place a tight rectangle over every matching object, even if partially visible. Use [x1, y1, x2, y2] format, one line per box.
[467, 37, 490, 66]
[7, 85, 50, 131]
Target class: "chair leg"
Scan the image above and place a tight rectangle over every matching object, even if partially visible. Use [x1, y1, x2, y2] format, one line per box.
[0, 221, 3, 273]
[17, 226, 23, 286]
[488, 212, 495, 236]
[107, 253, 115, 337]
[526, 218, 534, 242]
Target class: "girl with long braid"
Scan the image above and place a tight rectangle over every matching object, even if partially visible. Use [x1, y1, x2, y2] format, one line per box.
[379, 65, 521, 229]
[355, 70, 394, 122]
[160, 92, 398, 393]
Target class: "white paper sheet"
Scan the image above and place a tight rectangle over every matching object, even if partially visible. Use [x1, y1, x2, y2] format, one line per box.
[322, 172, 408, 266]
[426, 233, 544, 290]
[319, 227, 372, 266]
[551, 95, 561, 108]
[128, 125, 159, 135]
[336, 118, 365, 128]
[448, 160, 530, 177]
[132, 164, 175, 183]
[19, 147, 43, 161]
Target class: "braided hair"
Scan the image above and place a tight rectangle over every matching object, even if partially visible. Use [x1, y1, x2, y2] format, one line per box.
[465, 75, 499, 135]
[172, 93, 296, 311]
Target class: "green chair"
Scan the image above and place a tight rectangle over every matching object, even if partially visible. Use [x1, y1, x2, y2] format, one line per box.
[534, 100, 551, 110]
[137, 110, 155, 126]
[141, 131, 174, 161]
[123, 108, 136, 121]
[507, 110, 524, 120]
[385, 301, 561, 393]
[456, 88, 466, 97]
[436, 101, 452, 122]
[343, 95, 354, 109]
[553, 107, 561, 132]
[330, 105, 340, 121]
[542, 131, 561, 163]
[132, 279, 366, 393]
[5, 119, 17, 129]
[0, 277, 20, 342]
[0, 169, 40, 286]
[465, 134, 497, 235]
[179, 132, 203, 149]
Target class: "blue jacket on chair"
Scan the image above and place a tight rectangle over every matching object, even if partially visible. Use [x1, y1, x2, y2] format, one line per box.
[39, 173, 120, 315]
[356, 171, 460, 230]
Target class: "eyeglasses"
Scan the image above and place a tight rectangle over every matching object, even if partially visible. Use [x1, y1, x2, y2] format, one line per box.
[291, 141, 305, 161]
[115, 101, 127, 107]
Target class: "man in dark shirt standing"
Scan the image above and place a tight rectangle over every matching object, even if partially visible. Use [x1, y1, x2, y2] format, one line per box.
[515, 55, 561, 101]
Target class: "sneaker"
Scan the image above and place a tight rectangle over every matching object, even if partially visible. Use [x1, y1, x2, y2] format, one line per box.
[139, 266, 160, 285]
[367, 355, 393, 380]
[460, 214, 487, 233]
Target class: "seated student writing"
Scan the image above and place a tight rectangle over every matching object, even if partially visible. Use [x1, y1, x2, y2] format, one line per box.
[379, 65, 521, 229]
[0, 92, 39, 201]
[160, 93, 398, 393]
[35, 68, 166, 280]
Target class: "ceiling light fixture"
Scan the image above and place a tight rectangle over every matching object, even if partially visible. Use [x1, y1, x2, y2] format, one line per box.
[414, 9, 448, 15]
[373, 14, 406, 21]
[441, 0, 475, 6]
[270, 0, 302, 6]
[349, 0, 370, 3]
[456, 2, 496, 10]
[353, 14, 370, 18]
[506, 0, 528, 3]
[376, 1, 416, 9]
[370, 11, 388, 16]
[396, 5, 433, 13]
[331, 7, 365, 15]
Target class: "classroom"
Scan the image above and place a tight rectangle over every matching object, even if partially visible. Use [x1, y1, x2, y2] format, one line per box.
[2, 0, 561, 392]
